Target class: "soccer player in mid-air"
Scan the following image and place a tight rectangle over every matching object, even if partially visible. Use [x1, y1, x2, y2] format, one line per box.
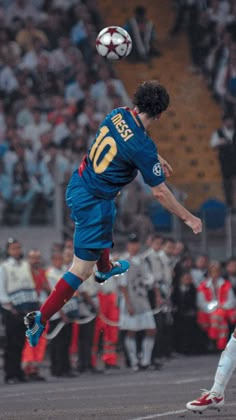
[25, 80, 202, 346]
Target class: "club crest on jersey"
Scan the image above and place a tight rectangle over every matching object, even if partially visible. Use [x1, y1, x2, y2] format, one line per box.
[153, 163, 162, 176]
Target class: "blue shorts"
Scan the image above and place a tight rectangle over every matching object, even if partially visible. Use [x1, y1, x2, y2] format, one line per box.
[66, 171, 116, 258]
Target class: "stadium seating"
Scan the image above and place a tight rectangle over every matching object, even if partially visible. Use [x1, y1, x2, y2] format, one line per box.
[99, 0, 223, 210]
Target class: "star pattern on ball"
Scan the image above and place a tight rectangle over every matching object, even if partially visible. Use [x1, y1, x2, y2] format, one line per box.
[107, 27, 120, 36]
[96, 26, 132, 60]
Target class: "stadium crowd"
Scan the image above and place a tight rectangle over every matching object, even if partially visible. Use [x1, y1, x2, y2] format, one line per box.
[0, 0, 235, 229]
[171, 0, 236, 209]
[0, 235, 236, 384]
[0, 0, 131, 227]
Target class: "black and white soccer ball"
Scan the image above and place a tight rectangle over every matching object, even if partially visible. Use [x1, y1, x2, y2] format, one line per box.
[96, 26, 132, 61]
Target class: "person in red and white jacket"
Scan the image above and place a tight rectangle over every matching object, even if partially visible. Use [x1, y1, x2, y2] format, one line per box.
[197, 260, 236, 351]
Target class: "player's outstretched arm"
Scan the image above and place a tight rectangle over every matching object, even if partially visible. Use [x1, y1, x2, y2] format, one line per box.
[151, 183, 202, 234]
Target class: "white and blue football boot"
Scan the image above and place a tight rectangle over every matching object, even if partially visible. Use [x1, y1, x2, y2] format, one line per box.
[95, 260, 130, 284]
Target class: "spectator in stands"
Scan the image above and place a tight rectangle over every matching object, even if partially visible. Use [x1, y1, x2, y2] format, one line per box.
[16, 94, 39, 128]
[77, 100, 103, 146]
[22, 107, 51, 155]
[210, 113, 236, 208]
[0, 54, 19, 96]
[65, 70, 87, 107]
[124, 5, 161, 62]
[10, 157, 41, 225]
[205, 25, 232, 91]
[6, 0, 39, 27]
[41, 11, 63, 50]
[170, 0, 202, 36]
[90, 66, 131, 107]
[0, 159, 12, 225]
[31, 54, 62, 99]
[197, 261, 236, 350]
[207, 0, 231, 27]
[20, 36, 48, 71]
[70, 4, 90, 49]
[0, 99, 6, 140]
[0, 238, 39, 384]
[119, 234, 156, 371]
[187, 8, 215, 72]
[191, 254, 209, 287]
[224, 45, 236, 116]
[49, 36, 82, 75]
[172, 270, 199, 355]
[215, 43, 236, 109]
[16, 16, 48, 53]
[52, 0, 78, 12]
[39, 142, 70, 184]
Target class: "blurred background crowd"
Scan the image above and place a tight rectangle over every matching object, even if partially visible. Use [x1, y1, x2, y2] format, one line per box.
[0, 0, 236, 384]
[1, 234, 236, 384]
[0, 0, 235, 229]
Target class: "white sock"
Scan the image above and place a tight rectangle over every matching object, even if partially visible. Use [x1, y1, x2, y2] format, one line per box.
[141, 336, 155, 366]
[124, 336, 138, 368]
[211, 335, 236, 395]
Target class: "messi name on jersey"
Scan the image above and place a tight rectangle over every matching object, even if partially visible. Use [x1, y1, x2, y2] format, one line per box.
[111, 113, 134, 141]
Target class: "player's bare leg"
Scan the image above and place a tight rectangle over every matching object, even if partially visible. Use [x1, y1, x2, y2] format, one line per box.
[186, 328, 236, 413]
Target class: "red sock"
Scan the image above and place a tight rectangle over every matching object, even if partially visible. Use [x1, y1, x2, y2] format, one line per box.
[40, 278, 75, 323]
[96, 248, 111, 273]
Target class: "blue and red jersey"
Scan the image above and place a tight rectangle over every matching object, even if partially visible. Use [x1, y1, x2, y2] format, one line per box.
[79, 107, 165, 200]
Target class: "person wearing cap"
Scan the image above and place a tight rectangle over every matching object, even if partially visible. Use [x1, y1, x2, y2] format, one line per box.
[0, 239, 39, 384]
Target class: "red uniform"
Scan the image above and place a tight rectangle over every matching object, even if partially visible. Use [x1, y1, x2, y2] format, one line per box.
[91, 290, 119, 368]
[197, 278, 236, 350]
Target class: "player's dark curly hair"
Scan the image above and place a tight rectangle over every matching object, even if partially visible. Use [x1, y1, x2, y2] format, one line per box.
[133, 80, 170, 118]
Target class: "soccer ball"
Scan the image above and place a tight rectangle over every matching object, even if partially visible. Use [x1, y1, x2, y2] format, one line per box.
[96, 26, 132, 61]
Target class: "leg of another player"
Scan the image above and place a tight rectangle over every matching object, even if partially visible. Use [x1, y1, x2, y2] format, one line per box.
[140, 329, 156, 369]
[186, 327, 236, 412]
[124, 331, 139, 371]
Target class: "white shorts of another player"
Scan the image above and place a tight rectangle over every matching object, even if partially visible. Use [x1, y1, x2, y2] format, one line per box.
[119, 311, 155, 331]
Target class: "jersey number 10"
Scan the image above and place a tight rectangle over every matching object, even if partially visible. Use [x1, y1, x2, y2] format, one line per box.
[89, 126, 117, 174]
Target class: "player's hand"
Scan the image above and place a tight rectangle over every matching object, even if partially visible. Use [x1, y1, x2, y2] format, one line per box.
[160, 158, 173, 177]
[184, 214, 202, 234]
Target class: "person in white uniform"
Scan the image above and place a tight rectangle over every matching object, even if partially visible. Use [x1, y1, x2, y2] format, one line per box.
[119, 233, 156, 371]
